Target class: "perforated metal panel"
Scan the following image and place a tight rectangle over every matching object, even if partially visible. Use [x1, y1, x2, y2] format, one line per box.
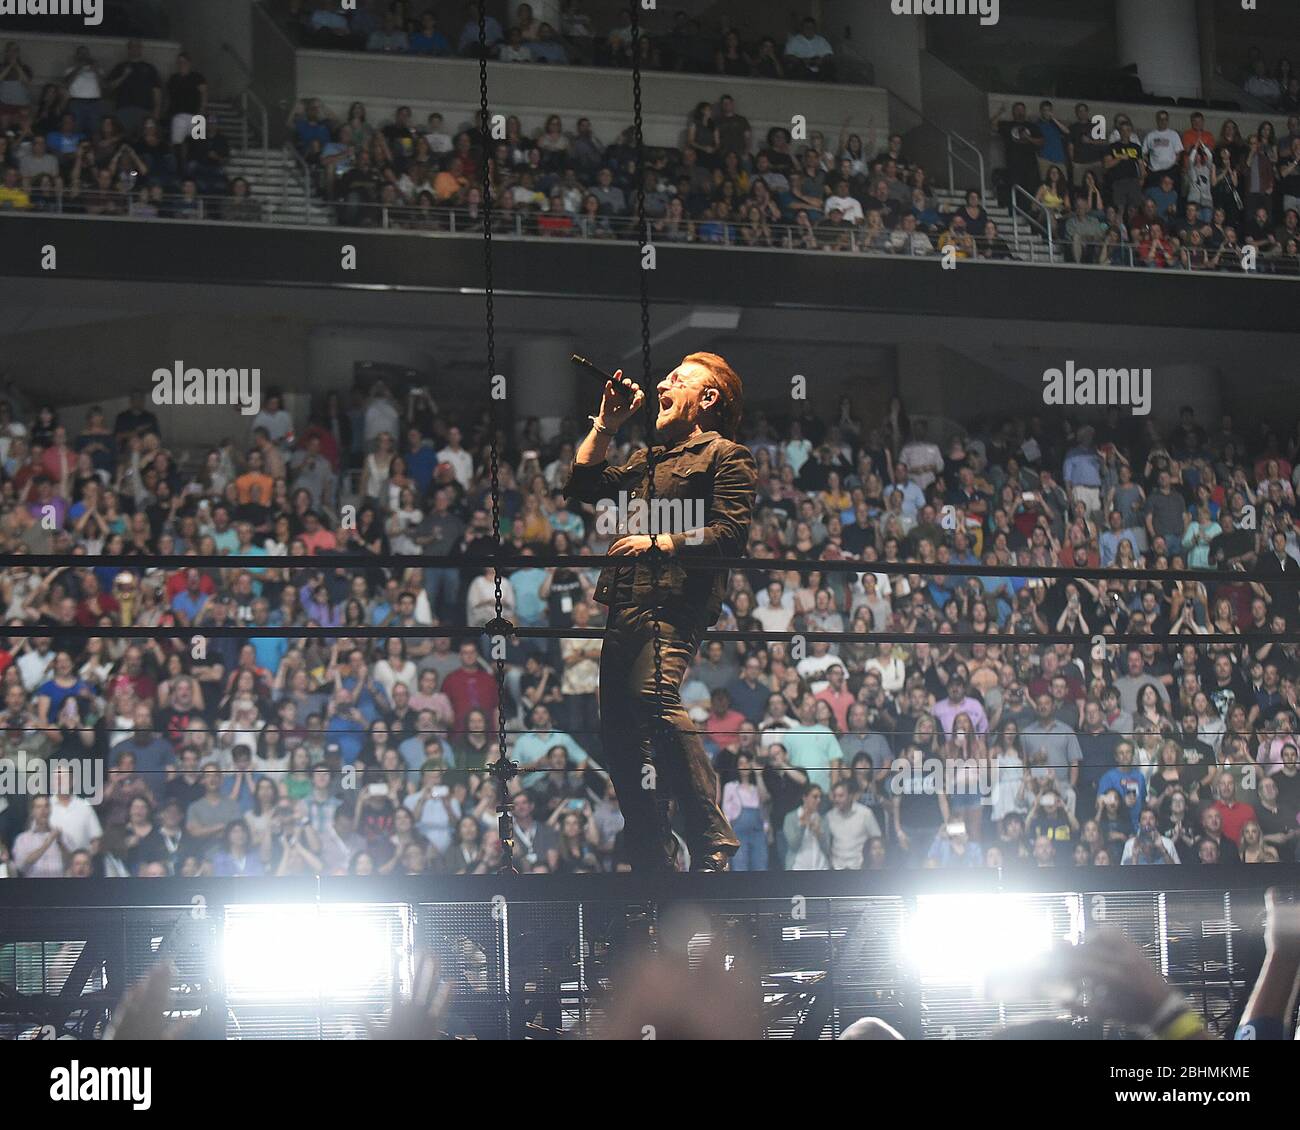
[827, 896, 907, 1037]
[675, 896, 844, 1039]
[0, 881, 1286, 1039]
[1162, 889, 1250, 1039]
[0, 905, 212, 1040]
[415, 900, 507, 1039]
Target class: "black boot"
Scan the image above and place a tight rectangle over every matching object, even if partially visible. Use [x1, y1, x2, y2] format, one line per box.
[691, 846, 735, 872]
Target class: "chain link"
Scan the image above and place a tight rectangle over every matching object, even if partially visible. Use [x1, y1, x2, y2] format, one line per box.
[629, 5, 669, 863]
[478, 8, 516, 876]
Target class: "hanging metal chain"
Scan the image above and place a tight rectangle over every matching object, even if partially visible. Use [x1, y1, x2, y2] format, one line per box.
[629, 3, 669, 861]
[478, 8, 518, 876]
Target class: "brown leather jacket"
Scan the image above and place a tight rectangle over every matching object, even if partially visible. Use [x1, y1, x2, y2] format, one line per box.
[564, 429, 757, 625]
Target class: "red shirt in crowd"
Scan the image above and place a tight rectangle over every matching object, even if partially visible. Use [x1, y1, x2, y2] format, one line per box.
[814, 687, 854, 732]
[1211, 798, 1256, 844]
[301, 526, 339, 554]
[441, 665, 499, 730]
[704, 707, 747, 751]
[76, 592, 120, 627]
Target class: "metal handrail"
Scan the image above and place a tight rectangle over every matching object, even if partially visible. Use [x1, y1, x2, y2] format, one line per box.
[239, 88, 270, 155]
[281, 141, 313, 224]
[220, 40, 255, 80]
[0, 193, 942, 249]
[886, 88, 987, 201]
[946, 130, 986, 202]
[17, 186, 269, 222]
[11, 193, 1298, 275]
[1009, 183, 1056, 263]
[217, 42, 268, 156]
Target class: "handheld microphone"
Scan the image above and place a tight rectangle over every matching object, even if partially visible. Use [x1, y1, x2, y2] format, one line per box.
[570, 353, 634, 404]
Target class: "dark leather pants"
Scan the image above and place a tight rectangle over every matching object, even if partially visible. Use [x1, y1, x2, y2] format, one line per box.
[598, 602, 739, 871]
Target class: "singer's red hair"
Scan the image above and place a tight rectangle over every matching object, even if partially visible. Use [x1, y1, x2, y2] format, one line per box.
[682, 352, 744, 441]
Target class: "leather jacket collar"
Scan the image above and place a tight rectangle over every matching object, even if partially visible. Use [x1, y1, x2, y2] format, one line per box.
[651, 429, 721, 458]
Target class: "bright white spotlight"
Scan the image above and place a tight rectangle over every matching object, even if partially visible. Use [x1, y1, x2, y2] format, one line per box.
[222, 904, 411, 1003]
[902, 893, 1082, 989]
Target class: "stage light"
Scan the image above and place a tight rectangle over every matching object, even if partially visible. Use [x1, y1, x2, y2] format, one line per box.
[221, 903, 412, 1003]
[901, 893, 1083, 990]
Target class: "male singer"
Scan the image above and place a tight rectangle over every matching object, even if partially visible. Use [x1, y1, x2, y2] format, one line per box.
[564, 353, 756, 872]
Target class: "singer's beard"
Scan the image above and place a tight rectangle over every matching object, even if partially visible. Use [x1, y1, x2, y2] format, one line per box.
[655, 405, 697, 445]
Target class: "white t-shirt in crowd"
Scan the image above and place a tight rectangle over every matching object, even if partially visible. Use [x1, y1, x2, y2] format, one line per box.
[754, 603, 794, 633]
[898, 441, 944, 488]
[252, 408, 294, 443]
[823, 193, 864, 223]
[1142, 128, 1183, 171]
[65, 64, 101, 100]
[784, 32, 833, 60]
[373, 658, 419, 699]
[364, 397, 401, 446]
[17, 649, 56, 692]
[1187, 160, 1213, 206]
[49, 796, 103, 852]
[437, 445, 473, 488]
[827, 804, 882, 869]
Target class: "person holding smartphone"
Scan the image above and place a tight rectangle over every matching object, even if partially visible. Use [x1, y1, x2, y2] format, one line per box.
[351, 774, 396, 868]
[404, 760, 460, 855]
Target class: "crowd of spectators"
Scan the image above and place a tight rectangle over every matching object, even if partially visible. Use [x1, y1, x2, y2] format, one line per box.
[1235, 48, 1300, 114]
[1, 376, 1300, 880]
[9, 31, 1300, 276]
[285, 91, 1028, 257]
[995, 98, 1300, 273]
[0, 39, 256, 220]
[278, 0, 838, 83]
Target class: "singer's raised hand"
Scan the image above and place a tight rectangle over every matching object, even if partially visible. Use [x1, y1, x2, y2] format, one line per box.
[599, 369, 644, 429]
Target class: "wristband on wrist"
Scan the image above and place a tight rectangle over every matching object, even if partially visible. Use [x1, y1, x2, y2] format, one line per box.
[1156, 1010, 1206, 1040]
[588, 414, 614, 437]
[1145, 991, 1185, 1030]
[1147, 992, 1205, 1039]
